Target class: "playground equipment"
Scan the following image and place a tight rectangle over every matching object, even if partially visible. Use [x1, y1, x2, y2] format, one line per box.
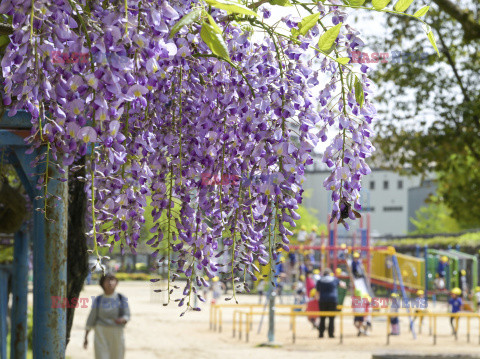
[0, 111, 68, 358]
[288, 215, 478, 302]
[426, 249, 478, 293]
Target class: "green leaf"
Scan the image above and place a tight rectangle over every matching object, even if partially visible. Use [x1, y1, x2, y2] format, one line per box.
[0, 35, 9, 48]
[206, 12, 222, 34]
[394, 0, 414, 12]
[318, 23, 342, 53]
[336, 57, 350, 65]
[204, 0, 258, 17]
[371, 0, 391, 10]
[345, 0, 366, 6]
[200, 22, 231, 61]
[169, 8, 202, 38]
[354, 77, 364, 108]
[269, 0, 292, 6]
[427, 31, 440, 56]
[413, 5, 429, 18]
[346, 71, 354, 92]
[297, 13, 320, 37]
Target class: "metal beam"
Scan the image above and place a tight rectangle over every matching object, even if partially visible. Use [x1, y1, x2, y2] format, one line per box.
[10, 230, 29, 359]
[0, 110, 31, 129]
[0, 130, 31, 146]
[33, 162, 68, 358]
[0, 268, 8, 359]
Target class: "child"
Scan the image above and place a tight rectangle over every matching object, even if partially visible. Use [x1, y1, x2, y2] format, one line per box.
[449, 287, 462, 336]
[364, 295, 372, 335]
[475, 286, 480, 312]
[211, 276, 225, 304]
[459, 270, 468, 299]
[389, 293, 400, 335]
[413, 289, 427, 333]
[435, 256, 448, 290]
[353, 289, 366, 336]
[294, 276, 306, 305]
[352, 252, 364, 279]
[306, 288, 319, 329]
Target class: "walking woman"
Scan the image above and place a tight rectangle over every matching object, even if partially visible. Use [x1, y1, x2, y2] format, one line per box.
[84, 273, 130, 359]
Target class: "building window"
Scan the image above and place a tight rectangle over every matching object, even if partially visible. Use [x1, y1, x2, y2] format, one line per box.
[398, 180, 403, 189]
[383, 206, 403, 212]
[383, 180, 389, 189]
[369, 181, 375, 190]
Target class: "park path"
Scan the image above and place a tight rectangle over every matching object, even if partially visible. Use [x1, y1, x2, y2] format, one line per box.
[65, 281, 480, 359]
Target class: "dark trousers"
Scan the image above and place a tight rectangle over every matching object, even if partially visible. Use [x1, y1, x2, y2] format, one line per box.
[319, 301, 337, 337]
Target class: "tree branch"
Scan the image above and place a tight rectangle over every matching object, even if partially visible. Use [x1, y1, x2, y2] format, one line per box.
[432, 0, 480, 41]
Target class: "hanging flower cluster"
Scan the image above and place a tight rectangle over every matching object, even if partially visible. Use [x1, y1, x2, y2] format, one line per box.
[0, 0, 435, 310]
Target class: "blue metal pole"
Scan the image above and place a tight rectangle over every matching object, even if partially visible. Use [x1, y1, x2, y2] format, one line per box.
[424, 245, 428, 308]
[11, 230, 28, 359]
[33, 163, 68, 358]
[0, 268, 8, 359]
[267, 291, 276, 343]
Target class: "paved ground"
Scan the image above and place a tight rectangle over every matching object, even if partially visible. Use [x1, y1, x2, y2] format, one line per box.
[65, 281, 480, 359]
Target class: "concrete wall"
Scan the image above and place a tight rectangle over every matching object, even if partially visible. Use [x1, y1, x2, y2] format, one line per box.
[303, 169, 433, 236]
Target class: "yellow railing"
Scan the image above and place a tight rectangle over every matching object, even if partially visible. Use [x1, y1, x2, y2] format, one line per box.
[214, 305, 480, 346]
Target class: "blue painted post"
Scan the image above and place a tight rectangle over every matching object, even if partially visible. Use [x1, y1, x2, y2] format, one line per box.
[424, 245, 428, 308]
[33, 162, 68, 358]
[11, 230, 28, 359]
[0, 268, 9, 359]
[415, 245, 420, 258]
[267, 291, 276, 343]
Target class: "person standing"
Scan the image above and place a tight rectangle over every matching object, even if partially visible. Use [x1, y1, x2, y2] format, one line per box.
[84, 273, 130, 359]
[316, 268, 345, 338]
[459, 270, 468, 299]
[352, 252, 364, 279]
[449, 287, 463, 336]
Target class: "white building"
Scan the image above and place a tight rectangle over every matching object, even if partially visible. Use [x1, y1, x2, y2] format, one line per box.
[302, 166, 435, 236]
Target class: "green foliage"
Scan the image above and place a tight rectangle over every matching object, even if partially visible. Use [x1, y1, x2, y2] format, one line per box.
[372, 0, 391, 10]
[377, 231, 480, 249]
[114, 272, 152, 281]
[318, 23, 342, 53]
[284, 205, 327, 239]
[0, 245, 13, 263]
[413, 5, 429, 18]
[410, 201, 461, 235]
[201, 22, 231, 60]
[354, 76, 364, 108]
[204, 0, 258, 17]
[394, 0, 414, 12]
[169, 8, 202, 38]
[292, 12, 320, 38]
[268, 0, 292, 6]
[371, 2, 480, 227]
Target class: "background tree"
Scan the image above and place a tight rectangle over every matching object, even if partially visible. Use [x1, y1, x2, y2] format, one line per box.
[370, 1, 480, 227]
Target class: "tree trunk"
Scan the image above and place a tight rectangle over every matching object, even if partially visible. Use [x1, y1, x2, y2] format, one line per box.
[66, 160, 89, 346]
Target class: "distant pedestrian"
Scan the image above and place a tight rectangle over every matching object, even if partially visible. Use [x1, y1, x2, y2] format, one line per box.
[211, 276, 226, 304]
[435, 256, 448, 290]
[352, 252, 364, 279]
[84, 273, 130, 359]
[475, 287, 480, 312]
[389, 293, 400, 336]
[449, 287, 462, 336]
[459, 270, 468, 299]
[305, 271, 315, 297]
[316, 268, 346, 338]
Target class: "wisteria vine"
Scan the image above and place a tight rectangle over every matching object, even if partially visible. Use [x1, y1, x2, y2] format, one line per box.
[0, 0, 436, 311]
